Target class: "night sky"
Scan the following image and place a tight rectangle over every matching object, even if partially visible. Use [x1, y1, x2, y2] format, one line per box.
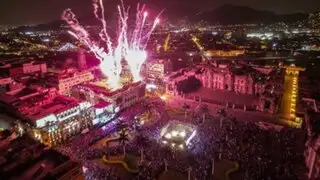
[0, 0, 319, 25]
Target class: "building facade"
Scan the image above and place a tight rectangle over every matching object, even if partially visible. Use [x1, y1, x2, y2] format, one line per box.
[143, 59, 173, 81]
[183, 63, 274, 96]
[165, 68, 203, 96]
[72, 81, 146, 111]
[0, 87, 94, 146]
[165, 63, 282, 114]
[10, 62, 47, 77]
[47, 70, 94, 95]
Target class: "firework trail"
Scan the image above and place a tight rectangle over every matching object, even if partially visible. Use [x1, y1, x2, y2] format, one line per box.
[62, 0, 161, 89]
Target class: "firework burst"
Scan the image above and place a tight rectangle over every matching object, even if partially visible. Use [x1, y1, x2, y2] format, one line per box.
[62, 0, 161, 90]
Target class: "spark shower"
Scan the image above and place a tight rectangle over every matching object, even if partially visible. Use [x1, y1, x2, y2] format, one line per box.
[62, 0, 161, 90]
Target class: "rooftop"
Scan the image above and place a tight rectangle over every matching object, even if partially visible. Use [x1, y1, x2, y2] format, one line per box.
[0, 87, 40, 104]
[94, 101, 112, 109]
[0, 88, 80, 123]
[78, 80, 143, 97]
[0, 135, 82, 180]
[24, 95, 79, 122]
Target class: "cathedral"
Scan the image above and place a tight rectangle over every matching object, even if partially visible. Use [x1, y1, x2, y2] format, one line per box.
[165, 61, 283, 114]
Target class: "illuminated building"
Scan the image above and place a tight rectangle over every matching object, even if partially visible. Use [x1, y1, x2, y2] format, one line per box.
[309, 11, 320, 29]
[166, 63, 283, 114]
[160, 121, 197, 150]
[0, 87, 94, 146]
[91, 101, 117, 125]
[71, 81, 146, 111]
[196, 63, 273, 95]
[165, 68, 203, 96]
[163, 34, 170, 52]
[143, 59, 173, 81]
[246, 32, 276, 40]
[6, 61, 47, 78]
[57, 42, 78, 52]
[279, 65, 304, 123]
[46, 70, 94, 95]
[190, 34, 209, 61]
[204, 50, 245, 57]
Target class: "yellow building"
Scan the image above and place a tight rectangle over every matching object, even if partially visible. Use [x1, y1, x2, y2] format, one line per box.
[205, 50, 245, 57]
[279, 65, 304, 124]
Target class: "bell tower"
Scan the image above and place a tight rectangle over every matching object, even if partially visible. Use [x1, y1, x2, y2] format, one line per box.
[279, 64, 304, 127]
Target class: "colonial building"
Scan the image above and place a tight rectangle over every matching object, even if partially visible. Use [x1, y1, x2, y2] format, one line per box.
[72, 81, 146, 111]
[46, 69, 94, 95]
[204, 49, 245, 57]
[142, 59, 173, 81]
[165, 67, 203, 96]
[0, 61, 47, 94]
[165, 62, 282, 114]
[9, 61, 47, 77]
[198, 63, 274, 95]
[0, 87, 94, 146]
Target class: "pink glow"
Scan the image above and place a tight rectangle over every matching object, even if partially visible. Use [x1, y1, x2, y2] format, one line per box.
[62, 0, 161, 90]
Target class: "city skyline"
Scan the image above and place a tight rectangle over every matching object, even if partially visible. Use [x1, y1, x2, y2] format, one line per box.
[0, 0, 319, 25]
[0, 0, 319, 180]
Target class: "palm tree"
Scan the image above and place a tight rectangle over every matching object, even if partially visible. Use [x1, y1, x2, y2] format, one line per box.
[211, 158, 215, 175]
[115, 120, 130, 149]
[142, 103, 154, 123]
[164, 158, 168, 171]
[218, 108, 227, 128]
[140, 148, 144, 163]
[182, 103, 190, 120]
[118, 129, 129, 146]
[199, 104, 209, 122]
[188, 166, 192, 180]
[116, 120, 128, 133]
[135, 133, 148, 147]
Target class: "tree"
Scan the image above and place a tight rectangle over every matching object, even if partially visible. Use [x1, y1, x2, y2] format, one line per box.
[115, 120, 130, 148]
[176, 76, 201, 94]
[182, 103, 190, 120]
[218, 109, 227, 128]
[0, 129, 12, 139]
[199, 104, 209, 122]
[116, 120, 128, 133]
[118, 128, 129, 146]
[135, 134, 149, 147]
[132, 117, 141, 131]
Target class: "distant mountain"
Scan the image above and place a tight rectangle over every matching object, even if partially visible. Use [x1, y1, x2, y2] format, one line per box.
[192, 4, 309, 24]
[14, 10, 118, 32]
[14, 4, 310, 31]
[14, 20, 66, 32]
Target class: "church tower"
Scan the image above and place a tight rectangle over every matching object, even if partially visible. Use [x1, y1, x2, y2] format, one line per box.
[78, 48, 87, 70]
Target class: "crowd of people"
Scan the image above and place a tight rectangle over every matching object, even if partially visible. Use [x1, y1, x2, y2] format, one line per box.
[56, 97, 307, 180]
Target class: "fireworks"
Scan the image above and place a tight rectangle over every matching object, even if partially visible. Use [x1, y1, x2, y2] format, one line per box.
[62, 0, 161, 90]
